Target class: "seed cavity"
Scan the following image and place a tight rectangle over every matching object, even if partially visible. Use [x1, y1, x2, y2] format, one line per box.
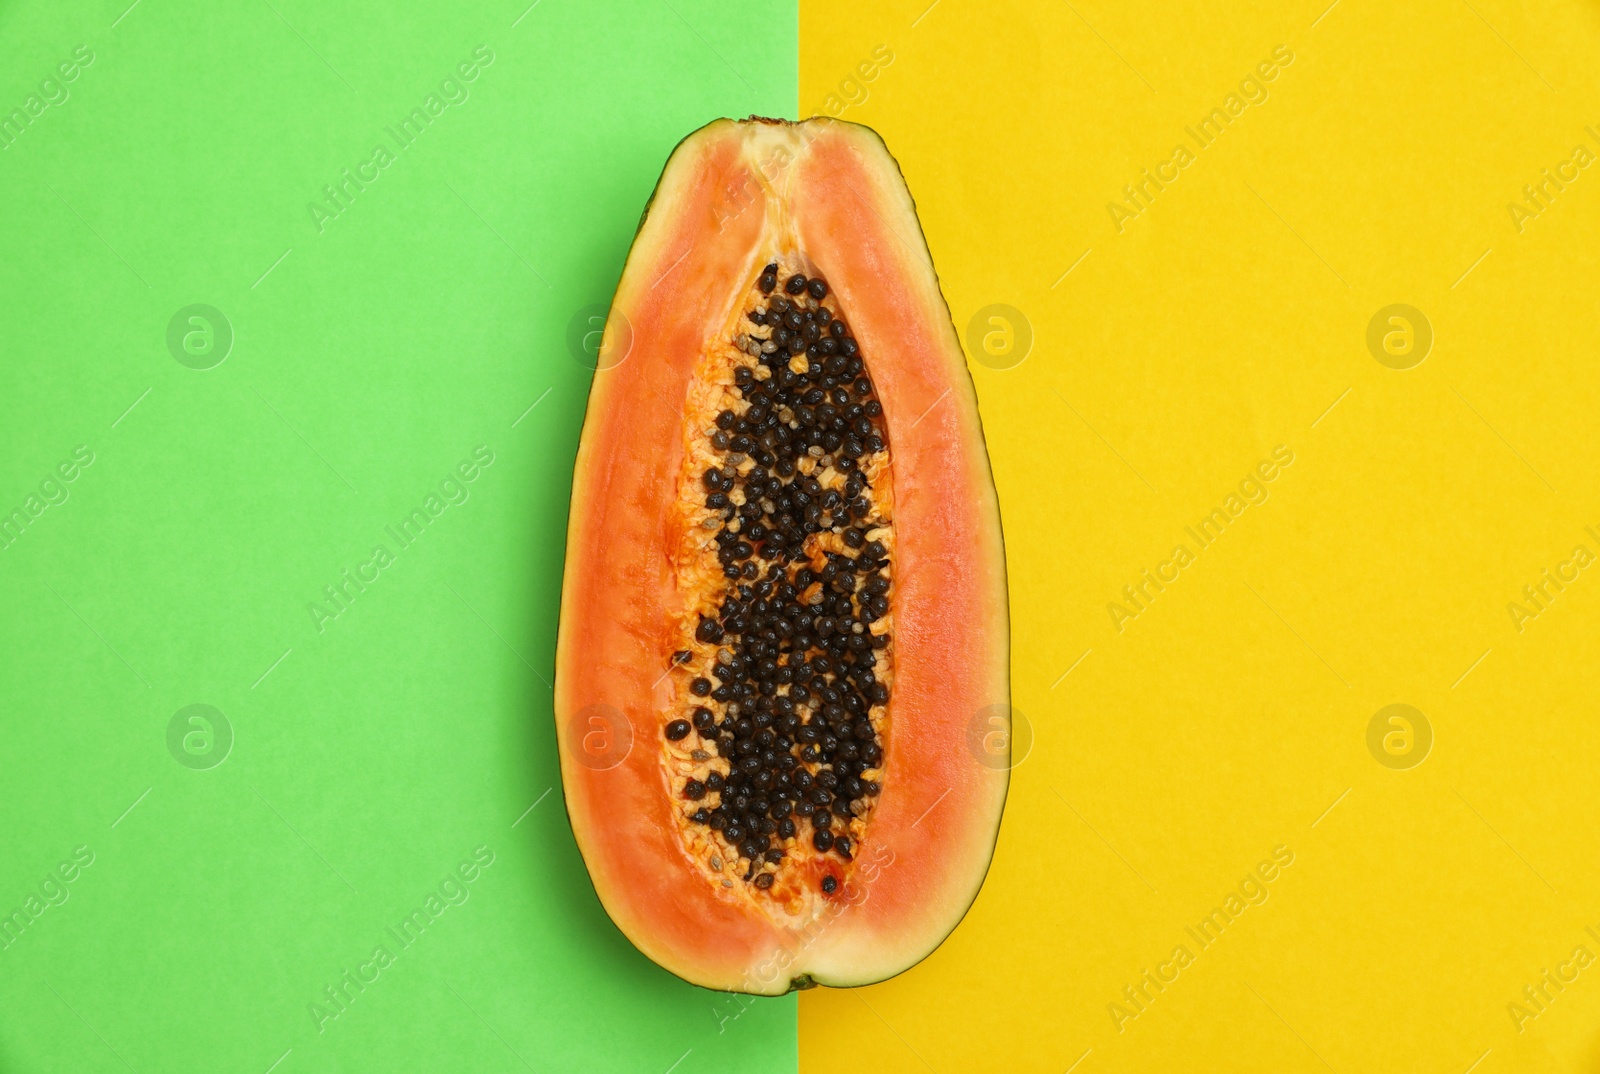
[664, 262, 894, 898]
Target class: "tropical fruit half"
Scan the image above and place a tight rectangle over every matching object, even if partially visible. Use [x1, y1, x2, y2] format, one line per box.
[554, 116, 1009, 994]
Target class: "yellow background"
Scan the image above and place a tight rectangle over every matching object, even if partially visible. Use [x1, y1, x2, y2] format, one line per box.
[801, 1, 1600, 1070]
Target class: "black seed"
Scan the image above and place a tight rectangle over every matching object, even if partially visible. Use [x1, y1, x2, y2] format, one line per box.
[759, 273, 777, 293]
[808, 278, 828, 299]
[691, 678, 712, 696]
[754, 872, 775, 889]
[665, 720, 691, 741]
[684, 779, 706, 800]
[834, 835, 853, 860]
[821, 875, 837, 894]
[813, 829, 834, 851]
[785, 273, 807, 295]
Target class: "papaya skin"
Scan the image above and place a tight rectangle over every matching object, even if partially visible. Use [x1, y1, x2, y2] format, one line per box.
[555, 117, 1008, 993]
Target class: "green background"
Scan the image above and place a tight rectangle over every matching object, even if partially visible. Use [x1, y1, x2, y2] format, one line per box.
[0, 1, 797, 1071]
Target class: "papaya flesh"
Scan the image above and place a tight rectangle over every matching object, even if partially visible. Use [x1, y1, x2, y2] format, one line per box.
[555, 117, 1008, 994]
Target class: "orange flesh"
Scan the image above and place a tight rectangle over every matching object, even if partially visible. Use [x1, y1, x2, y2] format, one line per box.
[661, 266, 895, 919]
[556, 118, 1009, 994]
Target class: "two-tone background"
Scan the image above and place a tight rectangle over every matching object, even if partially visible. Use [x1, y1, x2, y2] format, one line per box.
[4, 1, 1599, 1070]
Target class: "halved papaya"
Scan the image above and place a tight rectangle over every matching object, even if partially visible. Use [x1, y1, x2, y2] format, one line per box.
[555, 116, 1008, 994]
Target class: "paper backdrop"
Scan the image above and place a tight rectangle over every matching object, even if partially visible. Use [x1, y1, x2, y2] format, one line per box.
[6, 0, 1600, 1071]
[800, 1, 1600, 1072]
[0, 2, 796, 1072]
